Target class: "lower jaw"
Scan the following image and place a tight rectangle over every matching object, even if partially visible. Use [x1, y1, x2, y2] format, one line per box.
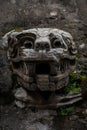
[17, 72, 69, 91]
[15, 85, 82, 109]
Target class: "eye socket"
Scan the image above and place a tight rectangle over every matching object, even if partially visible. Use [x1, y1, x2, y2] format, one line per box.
[52, 39, 62, 48]
[18, 35, 36, 49]
[24, 40, 33, 49]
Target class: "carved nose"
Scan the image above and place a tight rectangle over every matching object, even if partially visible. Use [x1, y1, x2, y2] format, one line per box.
[35, 42, 50, 51]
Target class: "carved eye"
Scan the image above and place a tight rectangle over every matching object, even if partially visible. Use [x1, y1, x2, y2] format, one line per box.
[18, 34, 36, 49]
[52, 39, 62, 48]
[24, 40, 33, 49]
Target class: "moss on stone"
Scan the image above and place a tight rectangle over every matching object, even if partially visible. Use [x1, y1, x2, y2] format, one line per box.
[64, 71, 81, 94]
[14, 26, 24, 31]
[80, 75, 87, 81]
[58, 106, 74, 116]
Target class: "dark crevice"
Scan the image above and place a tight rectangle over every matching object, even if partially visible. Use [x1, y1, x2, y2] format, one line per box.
[35, 63, 50, 75]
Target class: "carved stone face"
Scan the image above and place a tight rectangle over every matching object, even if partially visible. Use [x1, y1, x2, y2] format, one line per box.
[7, 28, 77, 91]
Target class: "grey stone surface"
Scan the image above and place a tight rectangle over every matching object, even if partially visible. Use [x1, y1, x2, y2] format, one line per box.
[0, 50, 12, 95]
[0, 0, 86, 46]
[1, 104, 87, 130]
[0, 0, 87, 130]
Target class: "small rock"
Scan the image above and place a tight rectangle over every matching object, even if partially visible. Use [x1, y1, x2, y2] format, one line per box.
[79, 43, 85, 50]
[49, 11, 57, 19]
[10, 0, 16, 4]
[69, 115, 79, 121]
[15, 87, 28, 102]
[15, 100, 26, 108]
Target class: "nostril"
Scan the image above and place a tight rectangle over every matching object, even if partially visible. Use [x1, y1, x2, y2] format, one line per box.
[35, 43, 40, 50]
[35, 42, 50, 51]
[45, 43, 49, 48]
[45, 43, 50, 50]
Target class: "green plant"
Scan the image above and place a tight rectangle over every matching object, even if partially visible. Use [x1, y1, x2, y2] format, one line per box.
[80, 75, 87, 81]
[14, 26, 23, 31]
[65, 83, 81, 93]
[64, 72, 81, 94]
[58, 106, 74, 116]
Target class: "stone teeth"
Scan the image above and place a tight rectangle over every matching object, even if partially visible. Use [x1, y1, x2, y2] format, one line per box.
[59, 60, 68, 72]
[64, 61, 67, 70]
[24, 62, 28, 75]
[50, 64, 57, 75]
[67, 62, 68, 69]
[59, 64, 60, 71]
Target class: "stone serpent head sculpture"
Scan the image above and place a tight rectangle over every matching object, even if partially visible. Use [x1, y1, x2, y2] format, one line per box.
[2, 28, 82, 108]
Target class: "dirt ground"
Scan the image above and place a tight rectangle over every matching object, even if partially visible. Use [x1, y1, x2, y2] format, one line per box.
[1, 103, 87, 130]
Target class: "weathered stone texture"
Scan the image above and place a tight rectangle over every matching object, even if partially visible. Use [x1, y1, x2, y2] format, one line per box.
[0, 0, 87, 44]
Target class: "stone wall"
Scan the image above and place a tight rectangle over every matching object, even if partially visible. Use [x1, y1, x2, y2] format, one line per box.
[0, 0, 87, 43]
[0, 1, 87, 130]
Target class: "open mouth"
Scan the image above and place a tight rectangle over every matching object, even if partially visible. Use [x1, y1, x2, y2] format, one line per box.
[13, 57, 76, 91]
[35, 63, 50, 75]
